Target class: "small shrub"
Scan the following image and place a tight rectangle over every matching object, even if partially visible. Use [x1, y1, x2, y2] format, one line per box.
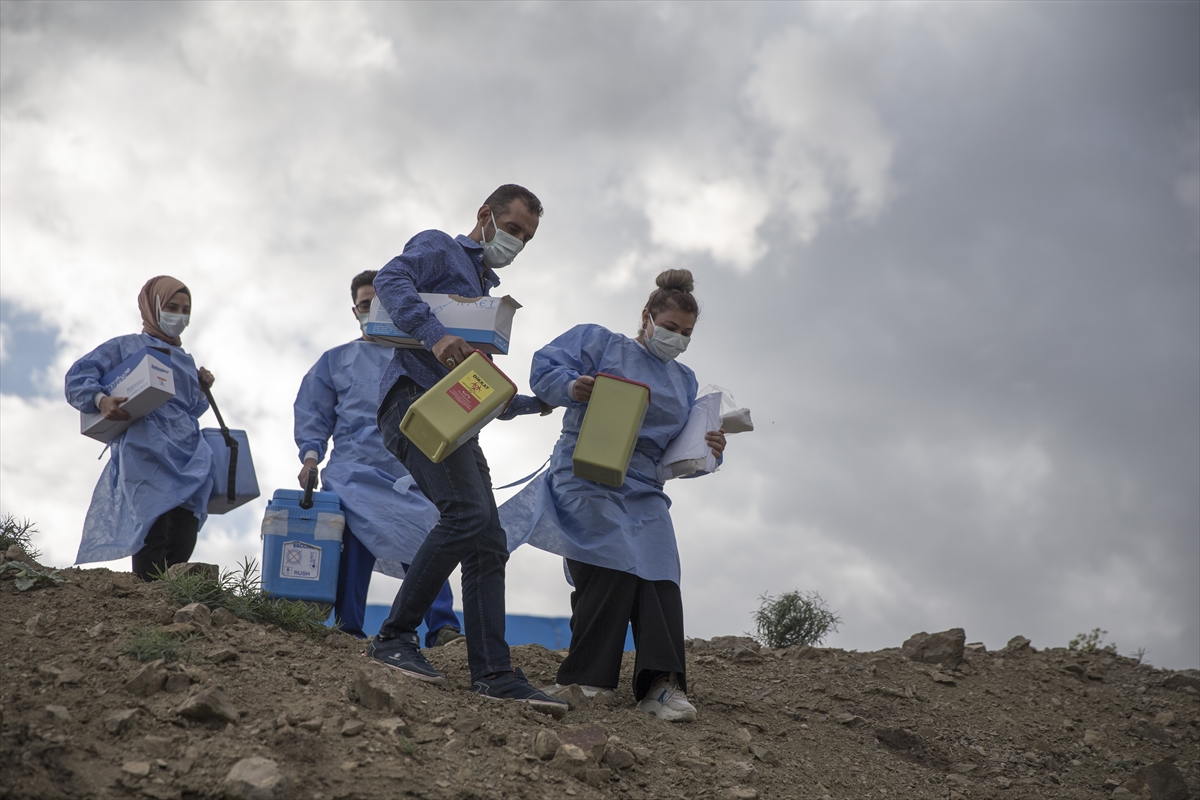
[751, 590, 841, 649]
[155, 557, 331, 637]
[123, 625, 199, 663]
[1068, 627, 1117, 654]
[0, 514, 41, 560]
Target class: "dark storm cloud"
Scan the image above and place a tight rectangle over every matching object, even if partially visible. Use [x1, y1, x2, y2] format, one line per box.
[671, 2, 1199, 666]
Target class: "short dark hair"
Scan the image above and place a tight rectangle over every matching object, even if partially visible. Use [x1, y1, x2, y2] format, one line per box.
[484, 184, 543, 218]
[351, 270, 378, 302]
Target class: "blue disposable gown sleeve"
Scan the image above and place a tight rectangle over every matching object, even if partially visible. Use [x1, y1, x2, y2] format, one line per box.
[294, 351, 337, 463]
[65, 337, 210, 419]
[373, 235, 455, 351]
[64, 339, 124, 413]
[529, 325, 607, 409]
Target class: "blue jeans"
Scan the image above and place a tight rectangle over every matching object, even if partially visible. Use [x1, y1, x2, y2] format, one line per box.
[378, 378, 511, 680]
[335, 526, 461, 645]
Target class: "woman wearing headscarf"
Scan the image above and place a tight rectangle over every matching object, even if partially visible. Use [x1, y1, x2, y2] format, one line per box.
[65, 276, 216, 579]
[500, 268, 727, 722]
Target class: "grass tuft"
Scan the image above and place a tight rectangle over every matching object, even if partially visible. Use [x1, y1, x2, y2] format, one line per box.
[155, 557, 331, 637]
[123, 624, 200, 663]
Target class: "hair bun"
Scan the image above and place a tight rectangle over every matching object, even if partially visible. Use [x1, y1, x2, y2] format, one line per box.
[656, 268, 695, 294]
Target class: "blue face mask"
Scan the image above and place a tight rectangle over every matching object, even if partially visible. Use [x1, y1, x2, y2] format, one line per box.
[643, 315, 689, 362]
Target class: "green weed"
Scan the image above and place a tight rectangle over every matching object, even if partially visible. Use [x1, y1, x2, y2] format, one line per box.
[0, 514, 41, 560]
[0, 561, 65, 592]
[1068, 627, 1118, 654]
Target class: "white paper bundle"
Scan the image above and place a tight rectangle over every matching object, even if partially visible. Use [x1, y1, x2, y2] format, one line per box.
[699, 383, 754, 433]
[657, 392, 721, 482]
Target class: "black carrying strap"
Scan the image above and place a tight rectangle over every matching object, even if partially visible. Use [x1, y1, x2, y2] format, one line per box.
[202, 386, 237, 504]
[300, 467, 317, 510]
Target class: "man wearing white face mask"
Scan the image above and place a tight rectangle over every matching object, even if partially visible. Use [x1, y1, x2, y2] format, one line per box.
[292, 270, 464, 643]
[369, 185, 567, 716]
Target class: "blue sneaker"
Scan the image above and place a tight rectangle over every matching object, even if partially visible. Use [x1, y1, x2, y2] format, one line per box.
[365, 632, 445, 685]
[471, 667, 568, 718]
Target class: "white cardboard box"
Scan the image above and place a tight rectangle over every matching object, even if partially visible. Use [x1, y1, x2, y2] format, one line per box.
[81, 347, 176, 443]
[365, 294, 521, 355]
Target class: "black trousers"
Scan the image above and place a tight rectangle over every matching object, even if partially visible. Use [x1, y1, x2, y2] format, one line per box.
[132, 506, 199, 580]
[557, 559, 687, 701]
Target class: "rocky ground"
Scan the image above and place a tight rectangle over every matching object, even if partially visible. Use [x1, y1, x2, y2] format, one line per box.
[1, 548, 1197, 800]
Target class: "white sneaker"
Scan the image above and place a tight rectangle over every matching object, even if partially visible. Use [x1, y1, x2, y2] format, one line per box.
[637, 674, 696, 722]
[553, 683, 616, 701]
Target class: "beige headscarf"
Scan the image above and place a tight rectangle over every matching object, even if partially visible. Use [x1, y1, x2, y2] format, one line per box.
[138, 276, 190, 346]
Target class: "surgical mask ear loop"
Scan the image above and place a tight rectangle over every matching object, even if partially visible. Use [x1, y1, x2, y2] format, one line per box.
[480, 211, 523, 269]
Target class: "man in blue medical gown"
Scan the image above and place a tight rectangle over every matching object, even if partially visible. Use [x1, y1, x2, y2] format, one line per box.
[293, 270, 463, 642]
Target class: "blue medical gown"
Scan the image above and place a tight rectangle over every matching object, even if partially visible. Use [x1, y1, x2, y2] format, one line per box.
[65, 333, 215, 565]
[499, 324, 704, 585]
[294, 339, 440, 578]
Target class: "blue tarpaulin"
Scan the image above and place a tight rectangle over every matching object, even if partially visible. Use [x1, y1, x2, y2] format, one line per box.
[334, 606, 634, 651]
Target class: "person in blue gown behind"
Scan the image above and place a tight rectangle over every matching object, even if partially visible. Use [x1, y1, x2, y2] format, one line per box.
[65, 276, 216, 580]
[293, 270, 464, 643]
[499, 268, 727, 722]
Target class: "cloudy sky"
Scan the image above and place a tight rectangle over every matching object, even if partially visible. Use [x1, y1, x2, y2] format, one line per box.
[2, 1, 1197, 670]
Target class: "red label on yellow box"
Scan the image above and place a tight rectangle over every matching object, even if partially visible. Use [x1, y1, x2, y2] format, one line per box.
[446, 371, 495, 412]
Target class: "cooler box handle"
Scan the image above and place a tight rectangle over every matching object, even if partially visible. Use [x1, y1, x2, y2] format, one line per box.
[300, 468, 317, 510]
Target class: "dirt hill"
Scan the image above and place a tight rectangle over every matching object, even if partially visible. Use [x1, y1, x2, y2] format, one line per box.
[1, 553, 1197, 800]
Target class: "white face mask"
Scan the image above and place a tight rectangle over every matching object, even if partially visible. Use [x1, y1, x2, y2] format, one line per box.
[157, 297, 190, 338]
[643, 315, 689, 362]
[481, 212, 523, 269]
[357, 312, 370, 334]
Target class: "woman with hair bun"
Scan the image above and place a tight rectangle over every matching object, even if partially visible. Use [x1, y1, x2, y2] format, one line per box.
[500, 268, 726, 722]
[65, 276, 216, 580]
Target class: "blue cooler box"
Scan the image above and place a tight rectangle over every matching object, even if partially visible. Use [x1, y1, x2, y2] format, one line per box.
[204, 429, 261, 514]
[260, 489, 345, 603]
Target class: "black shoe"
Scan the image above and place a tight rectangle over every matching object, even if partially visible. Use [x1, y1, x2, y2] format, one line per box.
[430, 626, 466, 647]
[470, 667, 568, 718]
[365, 632, 445, 684]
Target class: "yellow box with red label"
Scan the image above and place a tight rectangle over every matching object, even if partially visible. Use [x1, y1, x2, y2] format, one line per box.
[399, 351, 518, 463]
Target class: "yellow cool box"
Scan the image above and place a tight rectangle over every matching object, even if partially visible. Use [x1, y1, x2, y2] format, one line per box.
[572, 373, 652, 487]
[400, 352, 518, 463]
